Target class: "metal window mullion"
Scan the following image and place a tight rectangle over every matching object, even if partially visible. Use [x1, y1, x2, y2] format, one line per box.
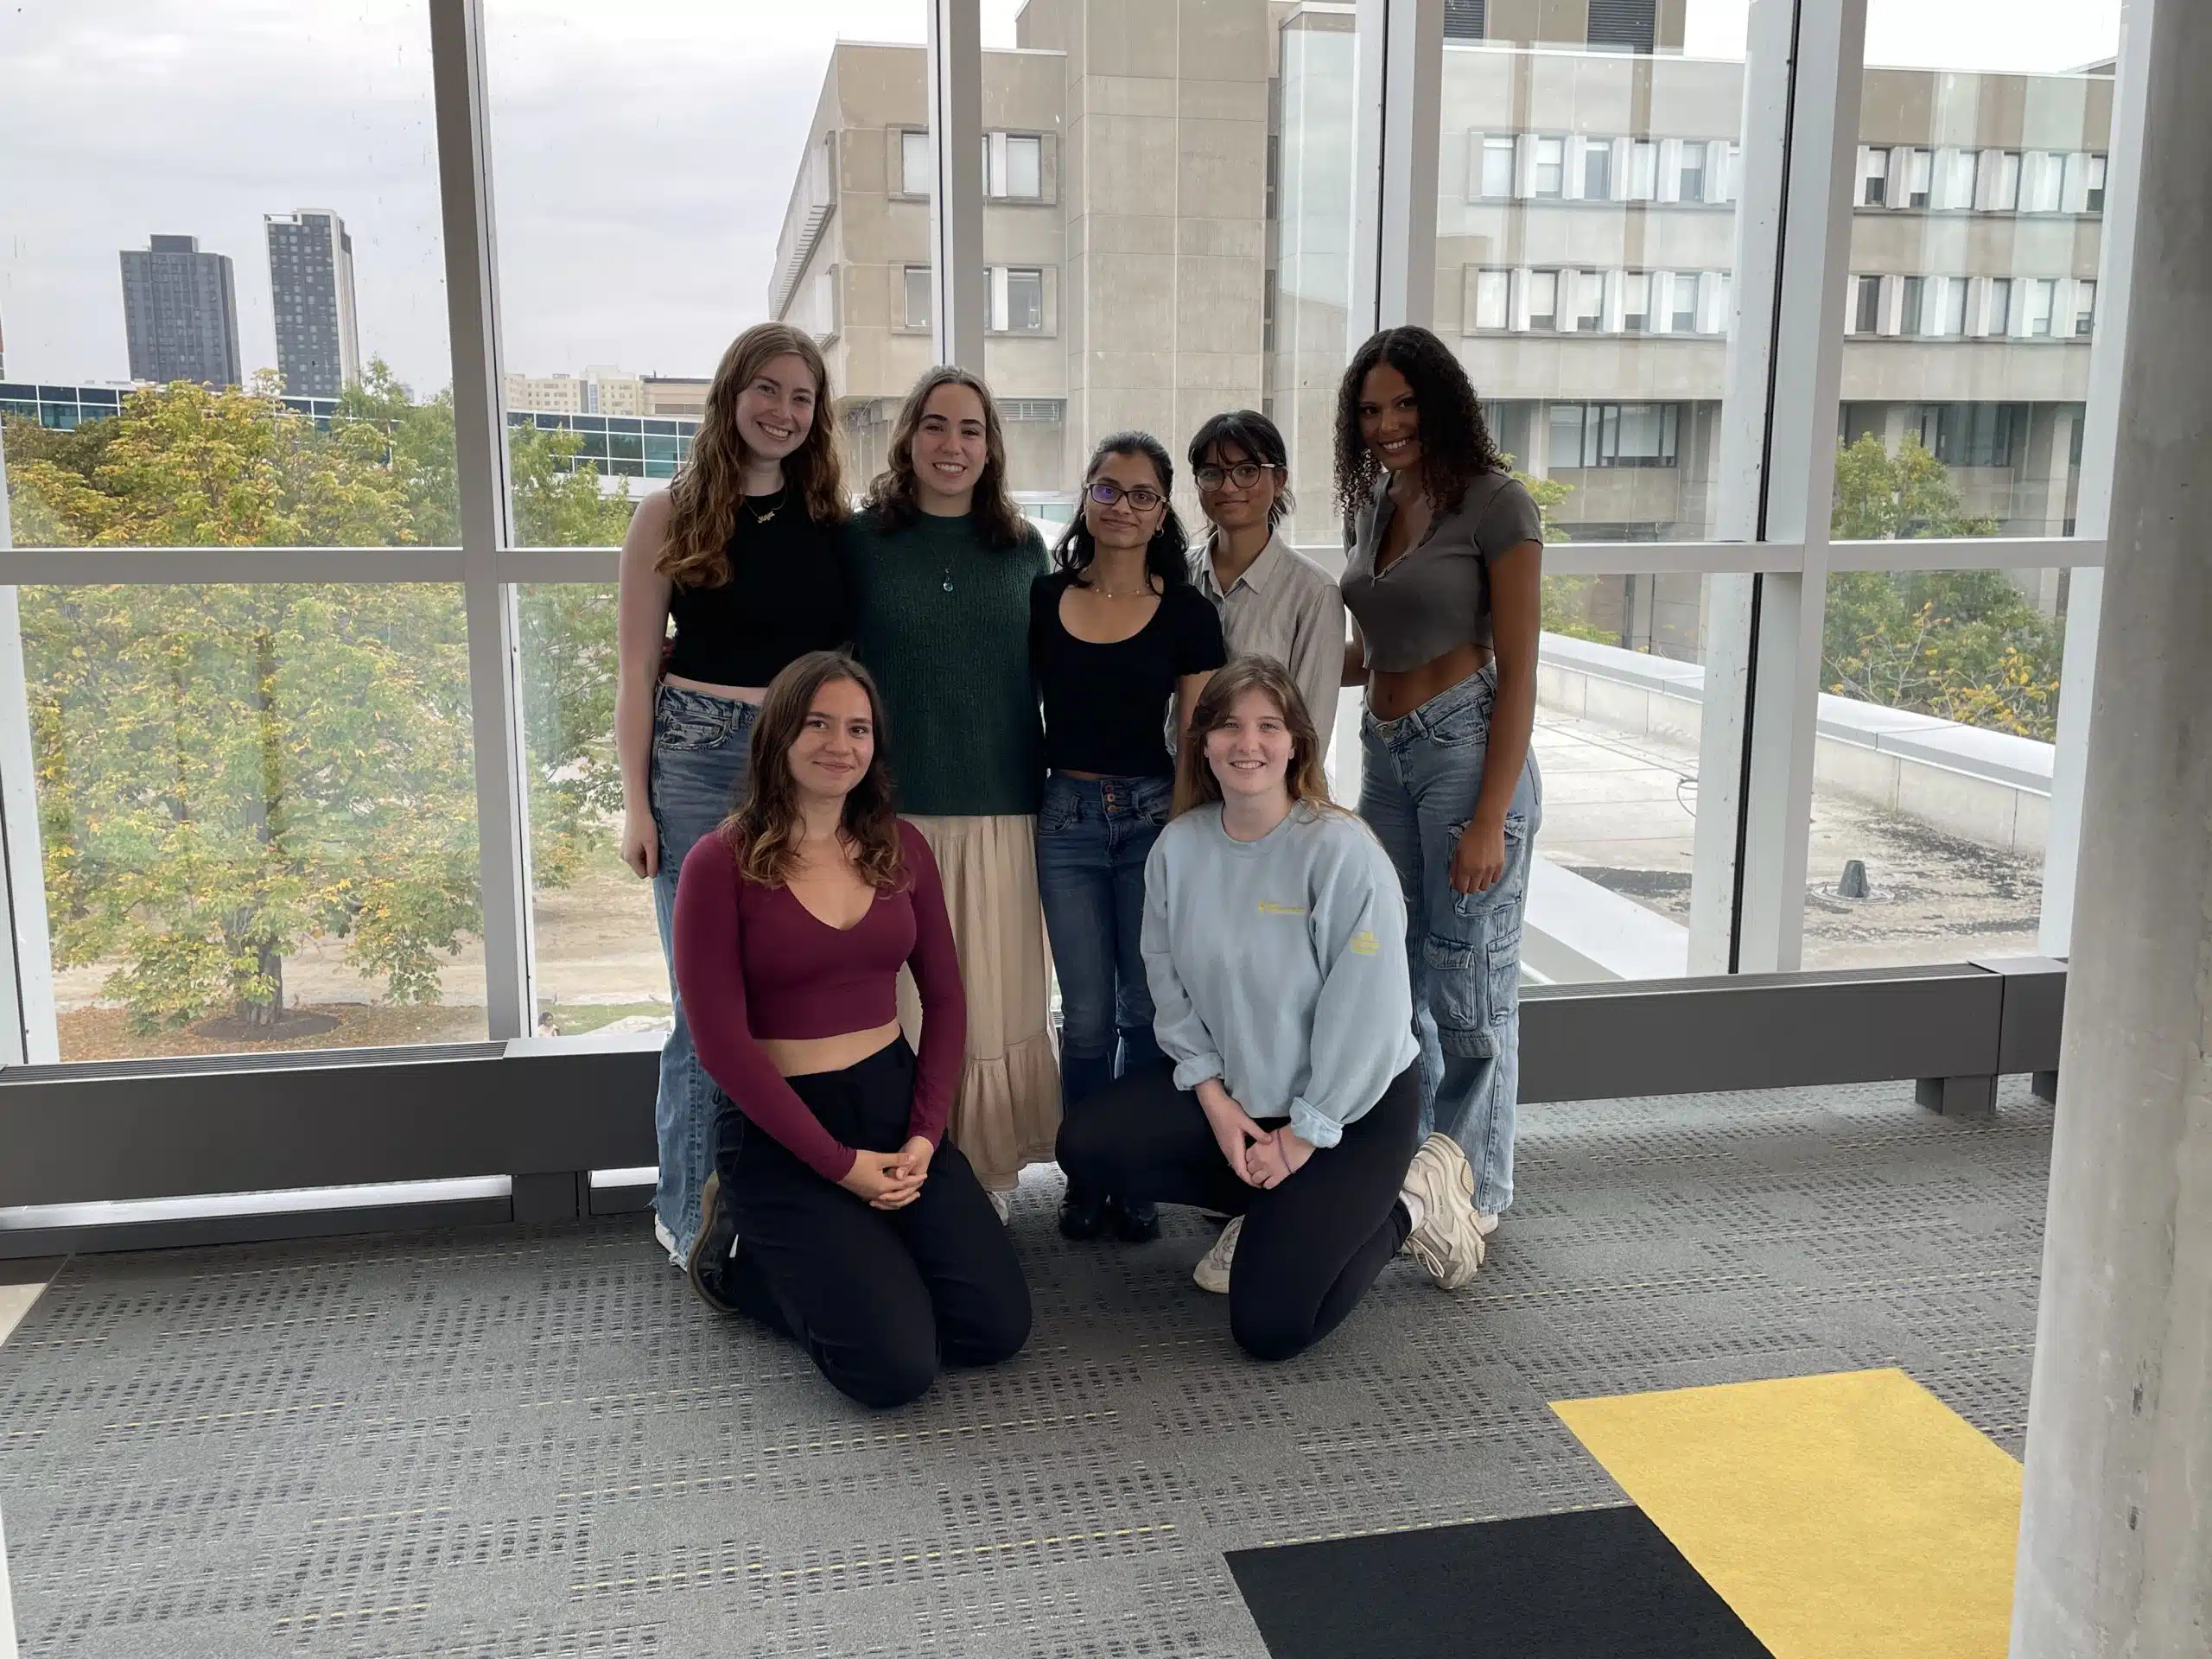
[928, 0, 985, 372]
[1351, 0, 1443, 336]
[430, 0, 535, 1043]
[2038, 0, 2146, 958]
[0, 431, 58, 1065]
[1732, 0, 1865, 975]
[1688, 0, 1799, 972]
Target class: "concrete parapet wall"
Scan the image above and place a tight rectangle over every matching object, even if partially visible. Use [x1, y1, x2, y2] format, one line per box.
[1538, 633, 2053, 855]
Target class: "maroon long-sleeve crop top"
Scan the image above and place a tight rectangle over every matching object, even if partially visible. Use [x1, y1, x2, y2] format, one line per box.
[671, 820, 965, 1183]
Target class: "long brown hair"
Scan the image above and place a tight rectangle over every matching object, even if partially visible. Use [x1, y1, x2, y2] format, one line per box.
[861, 365, 1031, 548]
[1172, 655, 1340, 820]
[1332, 325, 1507, 527]
[721, 652, 906, 893]
[660, 323, 848, 588]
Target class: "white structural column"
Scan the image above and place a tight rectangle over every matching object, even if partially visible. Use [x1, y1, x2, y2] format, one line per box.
[2010, 2, 2212, 1650]
[429, 0, 537, 1041]
[2037, 3, 2148, 959]
[928, 0, 986, 373]
[1713, 0, 1864, 973]
[0, 432, 59, 1065]
[1349, 0, 1441, 337]
[1688, 0, 1794, 973]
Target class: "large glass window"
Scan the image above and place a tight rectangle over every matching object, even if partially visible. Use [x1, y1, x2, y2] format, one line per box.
[0, 3, 455, 550]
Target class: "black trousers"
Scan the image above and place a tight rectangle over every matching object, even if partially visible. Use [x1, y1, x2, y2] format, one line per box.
[715, 1039, 1031, 1408]
[1056, 1063, 1420, 1361]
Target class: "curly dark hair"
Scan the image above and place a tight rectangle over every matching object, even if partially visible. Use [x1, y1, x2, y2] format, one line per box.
[1332, 326, 1508, 526]
[1050, 431, 1192, 593]
[861, 365, 1032, 549]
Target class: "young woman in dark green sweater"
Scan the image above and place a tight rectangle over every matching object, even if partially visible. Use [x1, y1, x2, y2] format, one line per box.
[848, 367, 1060, 1217]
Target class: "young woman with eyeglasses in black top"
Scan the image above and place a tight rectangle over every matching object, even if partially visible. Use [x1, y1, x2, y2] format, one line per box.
[1031, 433, 1226, 1243]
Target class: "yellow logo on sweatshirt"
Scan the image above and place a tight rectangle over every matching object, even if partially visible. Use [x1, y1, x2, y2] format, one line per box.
[1349, 930, 1379, 957]
[1256, 900, 1306, 916]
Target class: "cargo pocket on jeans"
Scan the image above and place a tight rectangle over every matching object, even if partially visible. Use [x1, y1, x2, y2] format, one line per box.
[1422, 935, 1497, 1060]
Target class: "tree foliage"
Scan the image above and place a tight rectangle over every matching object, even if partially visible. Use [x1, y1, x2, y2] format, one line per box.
[1824, 435, 2064, 741]
[3, 369, 635, 1029]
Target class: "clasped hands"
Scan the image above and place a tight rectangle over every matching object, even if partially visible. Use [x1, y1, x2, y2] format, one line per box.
[839, 1136, 936, 1210]
[1197, 1079, 1313, 1189]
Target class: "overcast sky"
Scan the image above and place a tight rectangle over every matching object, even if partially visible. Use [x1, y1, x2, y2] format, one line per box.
[0, 0, 2120, 396]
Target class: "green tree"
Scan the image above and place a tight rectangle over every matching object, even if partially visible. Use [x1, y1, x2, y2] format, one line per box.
[1823, 434, 2063, 739]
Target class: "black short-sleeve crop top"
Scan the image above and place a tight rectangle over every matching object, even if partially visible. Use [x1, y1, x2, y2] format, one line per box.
[1029, 571, 1226, 778]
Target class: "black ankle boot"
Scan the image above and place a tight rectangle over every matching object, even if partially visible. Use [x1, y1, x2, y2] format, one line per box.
[1109, 1195, 1160, 1243]
[1059, 1182, 1110, 1241]
[685, 1172, 742, 1313]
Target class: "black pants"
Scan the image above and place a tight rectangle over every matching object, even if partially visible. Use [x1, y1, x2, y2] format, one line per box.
[715, 1039, 1031, 1408]
[1057, 1063, 1420, 1361]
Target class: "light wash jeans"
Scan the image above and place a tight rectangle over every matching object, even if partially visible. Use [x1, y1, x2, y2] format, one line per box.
[649, 681, 759, 1259]
[1359, 664, 1541, 1216]
[1035, 773, 1171, 1112]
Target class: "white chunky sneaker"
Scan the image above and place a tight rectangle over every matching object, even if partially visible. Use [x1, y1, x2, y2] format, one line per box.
[988, 1188, 1014, 1225]
[1192, 1215, 1243, 1294]
[1400, 1134, 1486, 1290]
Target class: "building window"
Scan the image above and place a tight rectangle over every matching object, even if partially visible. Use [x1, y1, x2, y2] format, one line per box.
[1549, 403, 1586, 466]
[994, 266, 1045, 333]
[1860, 147, 1890, 207]
[1941, 276, 1969, 337]
[1898, 275, 1928, 334]
[1549, 401, 1680, 467]
[1586, 0, 1657, 54]
[1628, 139, 1659, 201]
[1526, 270, 1560, 331]
[985, 132, 1042, 200]
[1473, 268, 1510, 331]
[2086, 154, 2107, 213]
[1985, 276, 2013, 336]
[903, 265, 932, 331]
[1622, 270, 1651, 334]
[1445, 0, 1486, 38]
[1677, 141, 1707, 204]
[2074, 279, 2097, 337]
[2025, 276, 2056, 337]
[1905, 148, 1933, 208]
[1937, 149, 1976, 210]
[1853, 274, 1884, 334]
[2024, 151, 2066, 213]
[901, 129, 931, 197]
[1583, 141, 1612, 200]
[1669, 273, 1699, 334]
[1919, 403, 2024, 468]
[1479, 134, 1516, 198]
[1573, 270, 1606, 331]
[1532, 136, 1566, 198]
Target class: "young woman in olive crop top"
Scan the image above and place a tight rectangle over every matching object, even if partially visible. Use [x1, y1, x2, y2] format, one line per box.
[674, 652, 1028, 1409]
[1031, 432, 1226, 1245]
[616, 321, 854, 1268]
[1334, 326, 1545, 1268]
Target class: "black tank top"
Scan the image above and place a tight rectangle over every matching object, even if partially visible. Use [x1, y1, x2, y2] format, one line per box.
[664, 490, 852, 686]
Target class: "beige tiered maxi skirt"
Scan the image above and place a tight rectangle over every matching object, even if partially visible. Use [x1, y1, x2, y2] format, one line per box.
[896, 813, 1063, 1192]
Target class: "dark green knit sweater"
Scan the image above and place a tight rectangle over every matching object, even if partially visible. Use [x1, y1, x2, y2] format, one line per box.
[847, 505, 1050, 817]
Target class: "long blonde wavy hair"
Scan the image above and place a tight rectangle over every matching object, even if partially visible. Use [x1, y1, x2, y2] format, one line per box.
[659, 324, 848, 588]
[1172, 655, 1343, 819]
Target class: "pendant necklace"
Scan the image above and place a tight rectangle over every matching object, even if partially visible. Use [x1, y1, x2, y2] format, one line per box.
[746, 487, 784, 525]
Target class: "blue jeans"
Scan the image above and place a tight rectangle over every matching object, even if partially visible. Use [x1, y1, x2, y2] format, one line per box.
[1035, 773, 1171, 1116]
[649, 682, 759, 1258]
[1359, 664, 1541, 1216]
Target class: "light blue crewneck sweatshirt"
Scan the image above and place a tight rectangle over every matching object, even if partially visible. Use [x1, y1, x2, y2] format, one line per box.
[1141, 801, 1421, 1148]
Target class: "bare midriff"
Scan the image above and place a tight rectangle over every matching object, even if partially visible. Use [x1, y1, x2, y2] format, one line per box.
[760, 1020, 903, 1081]
[1367, 640, 1494, 722]
[662, 671, 768, 704]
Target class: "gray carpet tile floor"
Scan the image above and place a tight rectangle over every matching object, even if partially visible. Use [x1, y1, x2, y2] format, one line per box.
[0, 1077, 2052, 1659]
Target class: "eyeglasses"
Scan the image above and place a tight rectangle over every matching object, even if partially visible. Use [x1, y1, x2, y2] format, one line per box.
[1087, 480, 1166, 512]
[1194, 461, 1277, 493]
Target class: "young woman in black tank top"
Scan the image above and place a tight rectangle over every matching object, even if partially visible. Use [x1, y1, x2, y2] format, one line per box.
[615, 321, 853, 1268]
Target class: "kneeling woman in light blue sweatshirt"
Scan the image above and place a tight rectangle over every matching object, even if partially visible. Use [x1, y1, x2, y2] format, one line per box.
[1056, 657, 1491, 1361]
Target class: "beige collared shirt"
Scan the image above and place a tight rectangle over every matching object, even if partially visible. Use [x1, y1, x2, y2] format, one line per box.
[1193, 532, 1348, 753]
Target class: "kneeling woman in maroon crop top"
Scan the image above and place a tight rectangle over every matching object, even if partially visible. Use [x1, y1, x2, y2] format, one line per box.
[673, 651, 1032, 1408]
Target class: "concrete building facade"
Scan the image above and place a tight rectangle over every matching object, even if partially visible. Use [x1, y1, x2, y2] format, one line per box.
[118, 234, 241, 389]
[264, 210, 362, 399]
[772, 0, 2109, 627]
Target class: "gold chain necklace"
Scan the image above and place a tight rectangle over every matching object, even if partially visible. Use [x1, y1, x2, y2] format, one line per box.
[745, 487, 785, 525]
